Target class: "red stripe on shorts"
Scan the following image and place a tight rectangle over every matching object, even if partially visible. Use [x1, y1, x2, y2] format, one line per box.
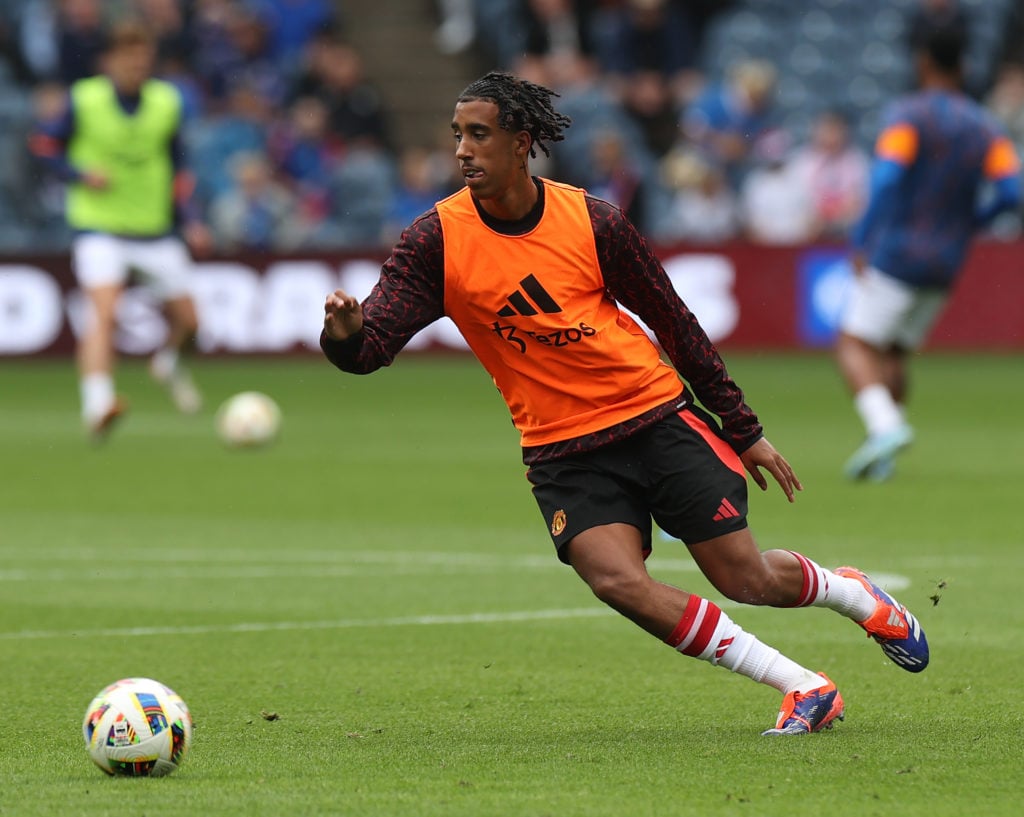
[678, 409, 745, 478]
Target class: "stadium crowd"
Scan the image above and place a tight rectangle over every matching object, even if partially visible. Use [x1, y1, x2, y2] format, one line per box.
[0, 0, 1022, 252]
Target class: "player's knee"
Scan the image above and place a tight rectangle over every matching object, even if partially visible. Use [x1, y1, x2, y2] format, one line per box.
[585, 569, 649, 611]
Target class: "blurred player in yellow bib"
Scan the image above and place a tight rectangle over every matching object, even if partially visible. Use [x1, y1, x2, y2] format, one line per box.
[30, 21, 212, 439]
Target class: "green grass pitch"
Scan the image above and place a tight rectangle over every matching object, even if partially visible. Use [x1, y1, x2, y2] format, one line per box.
[1, 351, 1021, 816]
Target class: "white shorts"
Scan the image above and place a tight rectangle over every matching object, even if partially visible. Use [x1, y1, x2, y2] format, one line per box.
[838, 266, 948, 350]
[72, 233, 193, 300]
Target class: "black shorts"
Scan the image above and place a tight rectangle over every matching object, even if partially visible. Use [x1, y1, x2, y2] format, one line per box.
[526, 406, 749, 564]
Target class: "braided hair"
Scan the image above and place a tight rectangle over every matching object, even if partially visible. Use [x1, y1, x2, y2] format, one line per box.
[457, 72, 573, 158]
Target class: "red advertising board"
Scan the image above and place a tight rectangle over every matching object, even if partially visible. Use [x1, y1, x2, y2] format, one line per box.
[1, 241, 1021, 357]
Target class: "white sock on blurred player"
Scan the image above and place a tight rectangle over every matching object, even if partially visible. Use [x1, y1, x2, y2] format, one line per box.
[151, 347, 201, 413]
[150, 347, 180, 382]
[80, 372, 115, 425]
[854, 383, 905, 436]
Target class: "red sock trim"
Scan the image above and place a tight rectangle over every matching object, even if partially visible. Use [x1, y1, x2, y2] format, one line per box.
[786, 551, 817, 607]
[665, 595, 722, 657]
[665, 596, 700, 647]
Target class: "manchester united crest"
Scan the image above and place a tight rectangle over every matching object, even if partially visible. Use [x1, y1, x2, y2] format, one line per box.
[551, 509, 567, 536]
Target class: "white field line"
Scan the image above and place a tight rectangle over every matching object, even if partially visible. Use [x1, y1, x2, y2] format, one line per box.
[0, 546, 911, 594]
[0, 547, 560, 568]
[0, 564, 539, 582]
[0, 549, 674, 581]
[0, 607, 628, 641]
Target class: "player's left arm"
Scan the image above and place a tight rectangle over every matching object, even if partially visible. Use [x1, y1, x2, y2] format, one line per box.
[26, 92, 99, 186]
[974, 135, 1022, 228]
[593, 203, 756, 435]
[592, 202, 748, 431]
[594, 203, 801, 499]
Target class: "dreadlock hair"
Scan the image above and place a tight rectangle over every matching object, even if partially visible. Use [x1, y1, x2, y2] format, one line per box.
[457, 72, 573, 159]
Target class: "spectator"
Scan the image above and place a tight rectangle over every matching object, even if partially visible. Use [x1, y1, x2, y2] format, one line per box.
[996, 0, 1024, 68]
[592, 0, 701, 105]
[210, 150, 306, 251]
[291, 37, 393, 152]
[512, 0, 595, 81]
[739, 130, 815, 245]
[621, 68, 682, 159]
[530, 52, 649, 194]
[219, 4, 289, 109]
[0, 1, 39, 84]
[681, 58, 778, 186]
[187, 79, 273, 205]
[189, 0, 239, 106]
[269, 95, 345, 232]
[435, 0, 476, 55]
[471, 0, 523, 68]
[156, 46, 206, 122]
[130, 0, 192, 66]
[256, 0, 339, 72]
[328, 145, 396, 248]
[586, 128, 646, 229]
[381, 145, 452, 244]
[789, 109, 870, 241]
[54, 0, 110, 84]
[654, 149, 740, 244]
[986, 62, 1024, 152]
[687, 0, 737, 46]
[23, 81, 73, 241]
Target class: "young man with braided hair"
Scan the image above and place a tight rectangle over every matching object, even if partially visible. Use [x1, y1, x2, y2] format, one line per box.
[321, 72, 929, 735]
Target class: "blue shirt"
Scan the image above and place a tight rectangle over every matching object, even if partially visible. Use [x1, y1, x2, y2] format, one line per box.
[853, 90, 1021, 288]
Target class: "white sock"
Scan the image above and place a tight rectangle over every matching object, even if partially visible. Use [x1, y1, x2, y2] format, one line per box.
[854, 383, 904, 436]
[80, 373, 115, 424]
[151, 347, 180, 381]
[665, 596, 826, 695]
[720, 630, 826, 694]
[785, 551, 876, 620]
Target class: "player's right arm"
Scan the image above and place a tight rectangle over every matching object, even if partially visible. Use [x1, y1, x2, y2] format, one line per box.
[320, 211, 445, 374]
[27, 90, 108, 189]
[324, 290, 363, 340]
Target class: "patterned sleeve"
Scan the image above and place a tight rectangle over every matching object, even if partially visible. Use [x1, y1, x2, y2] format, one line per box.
[321, 209, 446, 373]
[587, 196, 764, 452]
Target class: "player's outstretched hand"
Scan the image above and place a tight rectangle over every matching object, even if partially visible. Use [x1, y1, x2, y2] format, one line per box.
[324, 289, 364, 341]
[740, 437, 803, 503]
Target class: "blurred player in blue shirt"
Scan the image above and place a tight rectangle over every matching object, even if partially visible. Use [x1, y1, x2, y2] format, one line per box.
[837, 26, 1021, 481]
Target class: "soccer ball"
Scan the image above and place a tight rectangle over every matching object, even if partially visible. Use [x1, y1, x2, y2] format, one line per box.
[82, 677, 193, 777]
[215, 391, 281, 448]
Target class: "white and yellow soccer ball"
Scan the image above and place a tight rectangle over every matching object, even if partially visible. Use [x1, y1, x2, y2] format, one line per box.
[215, 391, 281, 448]
[82, 677, 193, 777]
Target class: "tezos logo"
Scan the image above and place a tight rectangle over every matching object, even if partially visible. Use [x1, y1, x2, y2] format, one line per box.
[490, 274, 594, 354]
